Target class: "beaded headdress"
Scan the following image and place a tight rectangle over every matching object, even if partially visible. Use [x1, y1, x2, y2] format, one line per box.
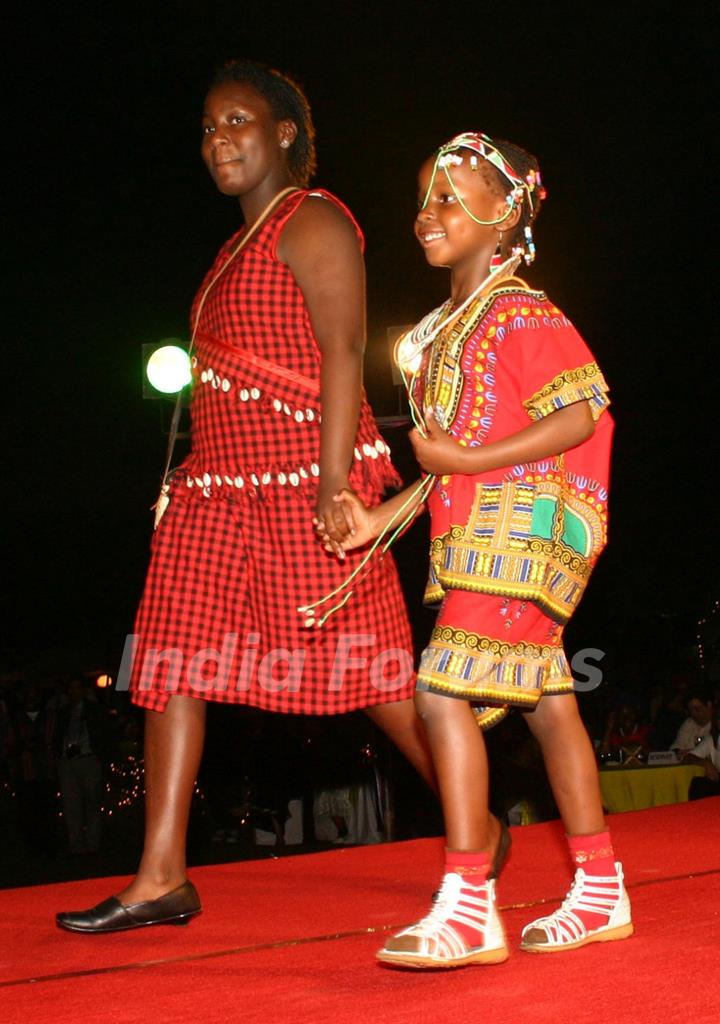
[422, 131, 546, 264]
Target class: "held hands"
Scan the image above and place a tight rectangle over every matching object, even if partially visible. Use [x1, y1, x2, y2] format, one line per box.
[314, 489, 377, 556]
[313, 482, 358, 560]
[409, 408, 468, 476]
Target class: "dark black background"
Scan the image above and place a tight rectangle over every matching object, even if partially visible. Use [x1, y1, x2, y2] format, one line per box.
[5, 1, 713, 686]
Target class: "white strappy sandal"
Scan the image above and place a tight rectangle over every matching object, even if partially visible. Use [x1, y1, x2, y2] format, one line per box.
[521, 861, 634, 953]
[377, 873, 509, 968]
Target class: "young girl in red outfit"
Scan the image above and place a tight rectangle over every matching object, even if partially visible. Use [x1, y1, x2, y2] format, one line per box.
[325, 132, 633, 967]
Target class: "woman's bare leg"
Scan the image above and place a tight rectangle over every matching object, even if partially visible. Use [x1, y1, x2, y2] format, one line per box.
[523, 692, 605, 836]
[364, 698, 436, 790]
[117, 695, 206, 904]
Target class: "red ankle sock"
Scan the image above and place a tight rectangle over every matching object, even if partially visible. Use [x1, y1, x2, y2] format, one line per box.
[445, 849, 491, 883]
[565, 831, 620, 932]
[567, 830, 616, 876]
[441, 850, 491, 947]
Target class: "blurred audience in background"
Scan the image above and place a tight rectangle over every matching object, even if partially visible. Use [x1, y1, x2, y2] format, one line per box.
[53, 678, 112, 855]
[0, 639, 717, 889]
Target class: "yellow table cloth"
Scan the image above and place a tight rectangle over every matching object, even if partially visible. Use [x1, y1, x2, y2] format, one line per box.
[599, 764, 705, 813]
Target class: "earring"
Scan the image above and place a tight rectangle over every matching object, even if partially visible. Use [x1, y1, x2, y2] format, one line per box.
[522, 225, 536, 264]
[490, 231, 504, 271]
[281, 139, 290, 149]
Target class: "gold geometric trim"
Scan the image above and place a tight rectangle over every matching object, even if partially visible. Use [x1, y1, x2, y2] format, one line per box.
[430, 625, 557, 660]
[541, 678, 576, 694]
[526, 538, 592, 574]
[443, 528, 592, 576]
[472, 705, 511, 731]
[524, 363, 609, 421]
[417, 671, 542, 705]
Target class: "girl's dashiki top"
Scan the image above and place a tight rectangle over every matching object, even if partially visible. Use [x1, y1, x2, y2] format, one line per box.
[408, 278, 613, 624]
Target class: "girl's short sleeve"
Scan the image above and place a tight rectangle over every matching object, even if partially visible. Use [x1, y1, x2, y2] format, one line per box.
[505, 307, 611, 423]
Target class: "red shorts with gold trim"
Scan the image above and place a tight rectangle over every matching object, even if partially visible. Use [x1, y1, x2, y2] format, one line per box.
[416, 591, 574, 730]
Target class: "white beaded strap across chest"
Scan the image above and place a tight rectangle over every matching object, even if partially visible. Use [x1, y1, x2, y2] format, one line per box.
[395, 254, 521, 435]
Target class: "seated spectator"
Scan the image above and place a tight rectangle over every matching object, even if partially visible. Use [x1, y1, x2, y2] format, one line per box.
[684, 730, 720, 801]
[600, 703, 651, 759]
[671, 689, 715, 755]
[648, 677, 689, 750]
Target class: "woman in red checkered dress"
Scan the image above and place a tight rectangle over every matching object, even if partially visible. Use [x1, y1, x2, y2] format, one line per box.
[56, 60, 456, 933]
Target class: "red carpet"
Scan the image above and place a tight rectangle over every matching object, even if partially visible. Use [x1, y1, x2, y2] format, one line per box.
[2, 800, 719, 1023]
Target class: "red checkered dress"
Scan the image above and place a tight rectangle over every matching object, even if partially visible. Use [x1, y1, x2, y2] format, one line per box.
[129, 190, 415, 714]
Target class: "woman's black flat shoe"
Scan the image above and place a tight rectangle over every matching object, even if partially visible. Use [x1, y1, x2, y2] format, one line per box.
[56, 880, 201, 934]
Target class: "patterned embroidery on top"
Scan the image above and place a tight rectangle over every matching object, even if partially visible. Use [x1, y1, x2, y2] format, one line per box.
[524, 362, 610, 421]
[420, 284, 549, 448]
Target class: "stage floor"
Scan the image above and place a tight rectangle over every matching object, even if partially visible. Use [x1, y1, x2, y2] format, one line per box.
[2, 800, 719, 1024]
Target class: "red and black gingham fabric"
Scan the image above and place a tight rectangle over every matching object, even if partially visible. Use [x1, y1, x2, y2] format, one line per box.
[130, 191, 415, 714]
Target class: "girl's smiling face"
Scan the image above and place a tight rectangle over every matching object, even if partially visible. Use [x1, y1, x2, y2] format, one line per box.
[414, 154, 520, 273]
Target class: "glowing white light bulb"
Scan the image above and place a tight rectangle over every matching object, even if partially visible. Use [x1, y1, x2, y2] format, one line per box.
[146, 345, 192, 394]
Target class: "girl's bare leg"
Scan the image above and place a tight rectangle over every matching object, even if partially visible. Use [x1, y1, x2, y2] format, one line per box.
[378, 693, 507, 966]
[414, 691, 489, 850]
[523, 692, 605, 835]
[117, 695, 207, 904]
[364, 697, 500, 853]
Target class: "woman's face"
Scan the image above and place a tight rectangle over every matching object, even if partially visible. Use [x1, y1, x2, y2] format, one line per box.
[414, 154, 515, 270]
[201, 81, 294, 197]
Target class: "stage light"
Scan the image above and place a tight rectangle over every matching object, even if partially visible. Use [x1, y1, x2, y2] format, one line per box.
[145, 343, 192, 394]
